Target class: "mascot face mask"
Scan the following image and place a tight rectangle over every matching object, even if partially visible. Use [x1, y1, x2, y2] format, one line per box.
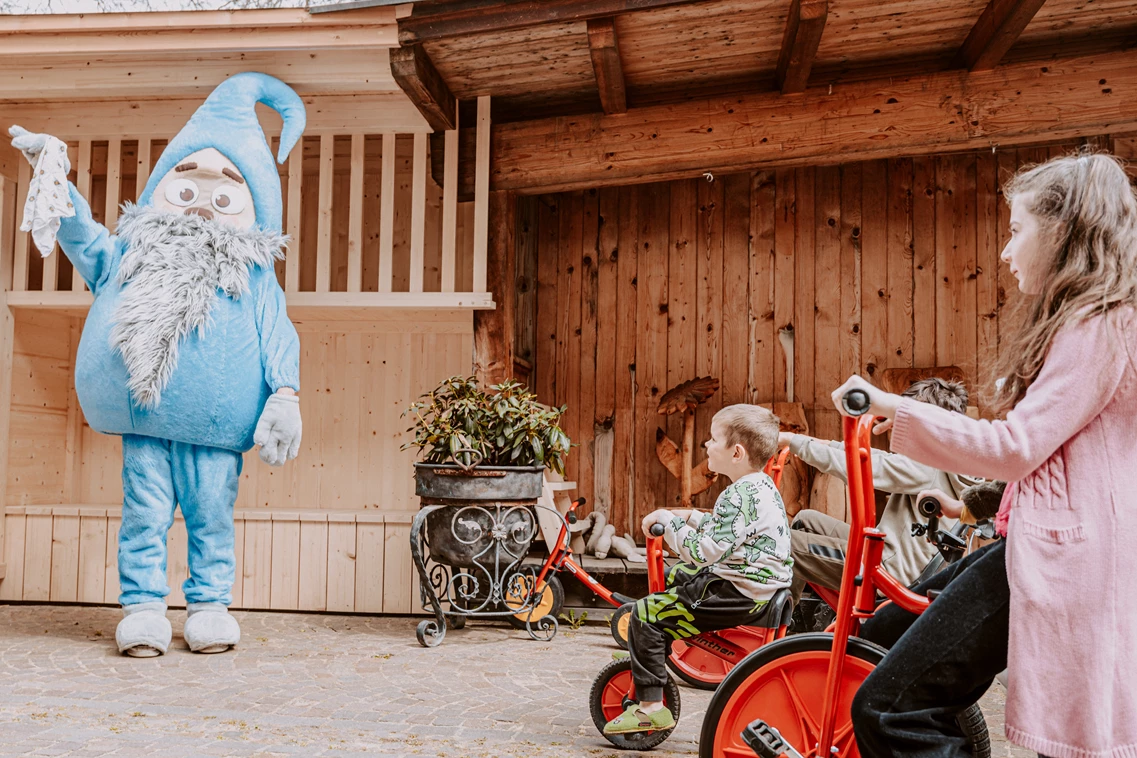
[151, 148, 257, 230]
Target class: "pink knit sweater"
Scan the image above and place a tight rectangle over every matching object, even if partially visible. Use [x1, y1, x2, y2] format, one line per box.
[890, 309, 1137, 758]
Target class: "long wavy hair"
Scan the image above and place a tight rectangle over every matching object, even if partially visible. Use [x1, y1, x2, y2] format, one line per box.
[990, 152, 1137, 415]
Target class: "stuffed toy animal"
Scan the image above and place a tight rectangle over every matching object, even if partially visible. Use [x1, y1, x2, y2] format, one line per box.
[8, 73, 306, 657]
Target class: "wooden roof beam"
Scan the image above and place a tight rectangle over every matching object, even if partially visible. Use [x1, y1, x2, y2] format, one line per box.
[776, 0, 828, 94]
[398, 0, 702, 45]
[489, 49, 1137, 194]
[587, 17, 628, 115]
[390, 43, 457, 132]
[959, 0, 1049, 71]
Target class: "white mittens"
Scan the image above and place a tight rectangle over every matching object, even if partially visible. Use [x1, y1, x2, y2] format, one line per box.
[9, 125, 53, 164]
[9, 125, 73, 256]
[254, 393, 302, 466]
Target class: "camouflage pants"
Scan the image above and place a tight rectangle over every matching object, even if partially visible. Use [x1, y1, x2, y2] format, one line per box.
[629, 563, 766, 702]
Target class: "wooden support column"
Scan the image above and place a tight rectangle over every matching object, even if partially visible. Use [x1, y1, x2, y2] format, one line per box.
[390, 44, 456, 132]
[12, 160, 29, 292]
[285, 141, 302, 294]
[316, 134, 334, 293]
[73, 140, 92, 292]
[378, 133, 396, 293]
[473, 190, 515, 386]
[347, 133, 365, 293]
[472, 95, 491, 293]
[775, 0, 828, 94]
[105, 139, 122, 230]
[0, 176, 16, 584]
[586, 17, 627, 115]
[441, 107, 459, 293]
[959, 0, 1048, 71]
[409, 133, 427, 293]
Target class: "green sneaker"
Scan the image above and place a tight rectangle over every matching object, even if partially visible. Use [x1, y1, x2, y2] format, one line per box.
[611, 650, 630, 661]
[603, 704, 676, 735]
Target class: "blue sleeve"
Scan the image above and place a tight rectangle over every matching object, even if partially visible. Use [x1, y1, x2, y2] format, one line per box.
[255, 271, 300, 393]
[56, 183, 119, 294]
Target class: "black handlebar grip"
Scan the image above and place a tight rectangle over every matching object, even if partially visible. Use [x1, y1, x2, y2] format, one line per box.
[842, 389, 872, 416]
[566, 511, 578, 525]
[575, 497, 587, 507]
[649, 523, 666, 537]
[917, 497, 940, 517]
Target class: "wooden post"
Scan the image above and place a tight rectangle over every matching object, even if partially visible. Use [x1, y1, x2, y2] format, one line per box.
[105, 138, 121, 231]
[285, 140, 302, 293]
[347, 133, 364, 293]
[441, 105, 459, 293]
[473, 190, 515, 386]
[472, 95, 491, 293]
[378, 133, 396, 293]
[73, 140, 92, 292]
[409, 132, 427, 293]
[316, 134, 334, 293]
[12, 160, 29, 292]
[135, 138, 151, 201]
[0, 176, 16, 585]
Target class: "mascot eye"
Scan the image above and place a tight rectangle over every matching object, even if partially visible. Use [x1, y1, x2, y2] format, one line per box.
[211, 186, 247, 215]
[165, 178, 199, 207]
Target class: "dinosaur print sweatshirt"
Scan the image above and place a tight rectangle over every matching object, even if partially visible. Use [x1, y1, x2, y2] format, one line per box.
[661, 471, 793, 606]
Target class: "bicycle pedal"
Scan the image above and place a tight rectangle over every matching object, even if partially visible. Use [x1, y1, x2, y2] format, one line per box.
[741, 720, 805, 758]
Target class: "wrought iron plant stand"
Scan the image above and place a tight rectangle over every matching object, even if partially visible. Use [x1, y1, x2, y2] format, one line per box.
[410, 451, 568, 647]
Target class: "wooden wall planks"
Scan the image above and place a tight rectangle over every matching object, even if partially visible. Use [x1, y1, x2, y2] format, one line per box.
[530, 141, 1084, 536]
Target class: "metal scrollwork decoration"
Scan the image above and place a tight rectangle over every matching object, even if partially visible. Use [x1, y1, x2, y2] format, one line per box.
[411, 496, 567, 647]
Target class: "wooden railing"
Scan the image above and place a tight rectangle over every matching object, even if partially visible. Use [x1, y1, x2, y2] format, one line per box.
[3, 96, 493, 316]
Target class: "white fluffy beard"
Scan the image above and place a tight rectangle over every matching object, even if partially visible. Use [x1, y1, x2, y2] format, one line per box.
[111, 204, 286, 409]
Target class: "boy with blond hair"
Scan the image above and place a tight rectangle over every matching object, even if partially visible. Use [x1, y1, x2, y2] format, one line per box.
[603, 404, 793, 735]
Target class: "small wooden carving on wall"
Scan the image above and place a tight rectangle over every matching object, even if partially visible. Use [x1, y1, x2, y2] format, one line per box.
[655, 376, 720, 508]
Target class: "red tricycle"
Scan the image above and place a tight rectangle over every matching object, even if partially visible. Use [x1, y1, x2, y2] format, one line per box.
[584, 449, 796, 751]
[696, 390, 990, 758]
[513, 447, 794, 666]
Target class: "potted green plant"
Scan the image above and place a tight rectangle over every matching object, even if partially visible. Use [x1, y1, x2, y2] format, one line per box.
[403, 376, 571, 569]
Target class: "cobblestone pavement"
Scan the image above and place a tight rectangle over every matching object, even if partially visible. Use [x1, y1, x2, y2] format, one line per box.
[0, 604, 1032, 758]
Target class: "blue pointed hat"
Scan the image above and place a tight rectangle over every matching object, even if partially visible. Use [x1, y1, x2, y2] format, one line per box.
[139, 72, 306, 231]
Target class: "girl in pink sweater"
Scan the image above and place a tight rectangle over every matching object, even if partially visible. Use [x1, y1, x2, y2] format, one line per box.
[837, 153, 1137, 758]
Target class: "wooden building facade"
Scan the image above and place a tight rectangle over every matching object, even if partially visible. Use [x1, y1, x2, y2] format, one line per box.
[1, 0, 1136, 612]
[0, 6, 495, 612]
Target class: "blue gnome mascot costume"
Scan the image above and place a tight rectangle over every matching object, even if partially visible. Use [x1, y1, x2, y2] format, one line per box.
[8, 73, 305, 657]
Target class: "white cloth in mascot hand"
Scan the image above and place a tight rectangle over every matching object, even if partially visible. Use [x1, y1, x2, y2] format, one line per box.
[254, 393, 302, 466]
[9, 126, 73, 256]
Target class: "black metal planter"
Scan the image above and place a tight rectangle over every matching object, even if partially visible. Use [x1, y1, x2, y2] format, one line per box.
[410, 461, 567, 648]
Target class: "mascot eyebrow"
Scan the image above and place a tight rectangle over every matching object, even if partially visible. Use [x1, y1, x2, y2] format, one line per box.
[173, 163, 245, 184]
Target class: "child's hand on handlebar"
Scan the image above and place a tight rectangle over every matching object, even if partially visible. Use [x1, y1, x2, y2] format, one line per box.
[917, 489, 965, 520]
[831, 375, 903, 425]
[641, 509, 673, 537]
[777, 431, 797, 448]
